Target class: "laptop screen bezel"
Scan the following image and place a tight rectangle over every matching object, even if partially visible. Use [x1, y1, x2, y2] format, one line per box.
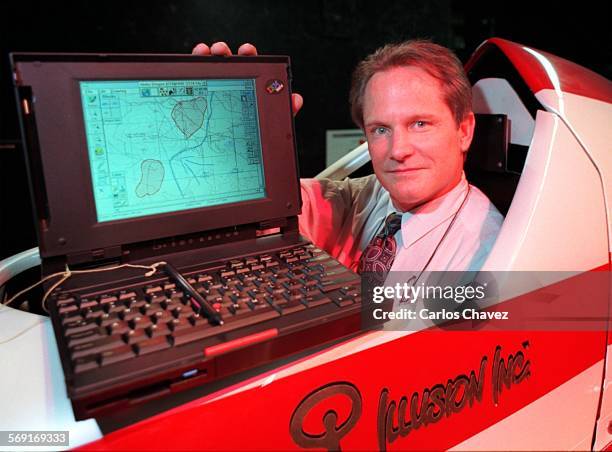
[12, 54, 301, 259]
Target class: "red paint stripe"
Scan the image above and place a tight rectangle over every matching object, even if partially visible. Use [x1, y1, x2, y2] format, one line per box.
[466, 38, 612, 104]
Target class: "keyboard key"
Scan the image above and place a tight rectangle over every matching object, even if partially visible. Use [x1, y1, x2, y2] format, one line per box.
[266, 286, 286, 296]
[123, 328, 148, 344]
[340, 286, 360, 298]
[278, 299, 307, 315]
[318, 276, 358, 293]
[206, 294, 223, 303]
[151, 310, 174, 325]
[168, 318, 192, 332]
[131, 300, 149, 310]
[67, 327, 107, 347]
[59, 304, 78, 315]
[328, 290, 355, 307]
[57, 296, 77, 306]
[106, 321, 131, 336]
[87, 310, 105, 321]
[134, 336, 171, 355]
[146, 323, 172, 338]
[175, 308, 195, 320]
[71, 336, 126, 360]
[223, 306, 279, 328]
[198, 275, 213, 283]
[65, 319, 99, 336]
[172, 324, 218, 346]
[304, 293, 332, 308]
[119, 291, 138, 301]
[167, 291, 185, 302]
[283, 282, 302, 291]
[62, 313, 83, 326]
[99, 295, 118, 305]
[287, 291, 304, 302]
[108, 304, 127, 315]
[98, 313, 122, 328]
[147, 294, 167, 304]
[74, 357, 99, 373]
[120, 309, 141, 322]
[145, 286, 163, 295]
[79, 299, 98, 310]
[99, 345, 136, 366]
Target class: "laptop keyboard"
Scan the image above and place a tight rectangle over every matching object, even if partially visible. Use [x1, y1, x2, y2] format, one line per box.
[52, 244, 361, 374]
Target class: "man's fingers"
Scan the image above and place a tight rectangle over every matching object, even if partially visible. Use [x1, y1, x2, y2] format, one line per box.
[291, 93, 303, 117]
[210, 42, 233, 56]
[192, 42, 300, 116]
[192, 43, 211, 56]
[193, 42, 257, 57]
[237, 43, 258, 56]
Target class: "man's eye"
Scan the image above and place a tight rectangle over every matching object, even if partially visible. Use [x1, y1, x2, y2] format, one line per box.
[372, 127, 388, 135]
[413, 120, 429, 129]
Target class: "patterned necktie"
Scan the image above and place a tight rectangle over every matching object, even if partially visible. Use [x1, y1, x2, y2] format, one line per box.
[359, 212, 403, 278]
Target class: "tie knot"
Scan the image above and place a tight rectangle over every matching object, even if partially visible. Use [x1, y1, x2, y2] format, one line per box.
[381, 212, 402, 238]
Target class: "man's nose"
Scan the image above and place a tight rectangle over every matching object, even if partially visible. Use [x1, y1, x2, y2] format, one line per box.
[389, 130, 414, 161]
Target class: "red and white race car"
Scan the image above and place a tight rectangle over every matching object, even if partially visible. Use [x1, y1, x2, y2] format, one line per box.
[0, 37, 610, 451]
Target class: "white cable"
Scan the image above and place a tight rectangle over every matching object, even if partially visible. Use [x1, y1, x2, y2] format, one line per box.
[2, 261, 167, 313]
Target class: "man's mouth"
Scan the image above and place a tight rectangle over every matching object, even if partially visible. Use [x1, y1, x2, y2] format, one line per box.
[387, 168, 425, 173]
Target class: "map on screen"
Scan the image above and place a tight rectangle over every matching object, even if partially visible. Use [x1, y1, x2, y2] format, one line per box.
[79, 79, 266, 223]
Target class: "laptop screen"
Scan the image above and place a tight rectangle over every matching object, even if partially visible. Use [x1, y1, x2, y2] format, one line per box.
[12, 54, 299, 259]
[79, 79, 266, 223]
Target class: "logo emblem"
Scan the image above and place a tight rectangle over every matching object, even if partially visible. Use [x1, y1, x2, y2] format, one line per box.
[266, 79, 285, 94]
[290, 382, 362, 451]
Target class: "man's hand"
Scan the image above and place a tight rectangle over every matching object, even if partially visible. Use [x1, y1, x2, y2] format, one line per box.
[192, 41, 303, 116]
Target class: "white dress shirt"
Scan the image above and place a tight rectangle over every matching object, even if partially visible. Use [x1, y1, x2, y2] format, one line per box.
[299, 173, 503, 273]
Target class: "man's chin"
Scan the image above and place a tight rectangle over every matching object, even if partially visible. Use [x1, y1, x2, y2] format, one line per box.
[389, 191, 427, 212]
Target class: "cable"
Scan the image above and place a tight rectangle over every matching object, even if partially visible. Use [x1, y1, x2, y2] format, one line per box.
[1, 261, 167, 313]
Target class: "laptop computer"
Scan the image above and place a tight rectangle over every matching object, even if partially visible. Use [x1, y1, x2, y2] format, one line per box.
[10, 53, 362, 420]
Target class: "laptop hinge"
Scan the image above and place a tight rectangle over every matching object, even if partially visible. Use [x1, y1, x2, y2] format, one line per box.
[67, 245, 123, 267]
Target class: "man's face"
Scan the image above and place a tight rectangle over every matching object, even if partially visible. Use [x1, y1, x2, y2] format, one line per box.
[362, 66, 475, 212]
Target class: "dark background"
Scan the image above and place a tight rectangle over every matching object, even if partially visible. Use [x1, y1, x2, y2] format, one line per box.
[1, 0, 610, 260]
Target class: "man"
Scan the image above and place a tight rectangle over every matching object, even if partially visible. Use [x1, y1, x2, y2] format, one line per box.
[193, 41, 503, 275]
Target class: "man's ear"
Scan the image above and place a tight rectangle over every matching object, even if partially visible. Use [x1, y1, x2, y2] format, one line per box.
[458, 112, 476, 153]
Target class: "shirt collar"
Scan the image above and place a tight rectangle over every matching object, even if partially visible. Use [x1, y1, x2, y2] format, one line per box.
[395, 173, 469, 248]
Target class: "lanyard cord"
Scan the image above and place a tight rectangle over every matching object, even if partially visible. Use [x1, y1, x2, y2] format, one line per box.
[413, 185, 472, 284]
[387, 184, 471, 286]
